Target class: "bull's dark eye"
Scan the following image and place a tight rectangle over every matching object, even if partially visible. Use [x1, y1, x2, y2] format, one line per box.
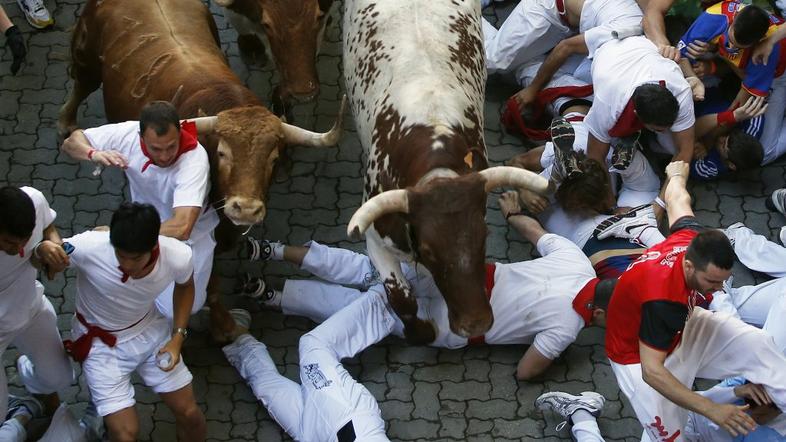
[217, 151, 226, 159]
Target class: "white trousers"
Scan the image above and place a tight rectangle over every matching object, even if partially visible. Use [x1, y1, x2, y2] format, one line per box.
[0, 295, 73, 421]
[571, 420, 605, 442]
[725, 223, 786, 279]
[156, 231, 215, 317]
[483, 0, 573, 74]
[611, 308, 786, 442]
[0, 403, 88, 442]
[223, 292, 393, 442]
[759, 75, 786, 165]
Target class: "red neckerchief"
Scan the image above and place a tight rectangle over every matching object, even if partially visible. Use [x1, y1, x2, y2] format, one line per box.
[608, 80, 666, 138]
[18, 247, 24, 258]
[572, 277, 600, 327]
[468, 263, 497, 346]
[118, 243, 160, 283]
[139, 121, 199, 173]
[501, 85, 594, 141]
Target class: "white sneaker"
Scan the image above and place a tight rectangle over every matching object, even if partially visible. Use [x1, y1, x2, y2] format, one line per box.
[593, 204, 656, 241]
[767, 188, 786, 216]
[780, 226, 786, 247]
[535, 391, 605, 430]
[16, 0, 53, 29]
[6, 394, 43, 420]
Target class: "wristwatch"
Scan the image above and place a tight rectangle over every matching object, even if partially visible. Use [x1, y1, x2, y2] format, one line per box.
[173, 327, 189, 339]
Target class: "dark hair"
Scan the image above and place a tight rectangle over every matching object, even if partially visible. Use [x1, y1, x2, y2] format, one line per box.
[109, 202, 161, 253]
[685, 230, 735, 271]
[139, 101, 180, 137]
[633, 84, 679, 127]
[733, 6, 771, 47]
[633, 83, 680, 127]
[0, 187, 36, 239]
[726, 129, 763, 170]
[555, 153, 614, 216]
[593, 278, 618, 310]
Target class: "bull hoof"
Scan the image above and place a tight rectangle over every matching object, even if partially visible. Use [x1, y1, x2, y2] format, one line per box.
[403, 319, 437, 345]
[237, 34, 267, 66]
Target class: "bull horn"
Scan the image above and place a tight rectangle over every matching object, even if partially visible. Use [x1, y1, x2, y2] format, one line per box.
[214, 0, 234, 6]
[479, 166, 550, 194]
[185, 116, 219, 135]
[281, 95, 346, 147]
[347, 189, 409, 240]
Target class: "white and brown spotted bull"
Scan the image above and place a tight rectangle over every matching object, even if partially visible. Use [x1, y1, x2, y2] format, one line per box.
[58, 0, 344, 340]
[343, 0, 550, 344]
[215, 0, 335, 114]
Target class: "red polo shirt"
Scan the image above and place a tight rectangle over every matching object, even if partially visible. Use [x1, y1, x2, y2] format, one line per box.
[605, 228, 702, 365]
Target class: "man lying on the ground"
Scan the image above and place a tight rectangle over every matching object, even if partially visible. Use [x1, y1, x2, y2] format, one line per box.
[241, 192, 614, 380]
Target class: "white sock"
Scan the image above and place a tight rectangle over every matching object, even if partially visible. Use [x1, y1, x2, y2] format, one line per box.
[571, 409, 595, 424]
[271, 243, 286, 261]
[571, 418, 604, 442]
[637, 226, 665, 248]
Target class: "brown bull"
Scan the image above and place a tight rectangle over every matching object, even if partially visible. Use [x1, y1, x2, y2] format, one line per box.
[215, 0, 336, 113]
[58, 0, 343, 339]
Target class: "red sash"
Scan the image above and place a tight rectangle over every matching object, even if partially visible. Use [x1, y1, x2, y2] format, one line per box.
[62, 312, 147, 362]
[501, 85, 594, 140]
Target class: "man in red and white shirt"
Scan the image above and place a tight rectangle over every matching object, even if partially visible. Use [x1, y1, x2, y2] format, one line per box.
[64, 202, 205, 441]
[61, 101, 219, 319]
[605, 161, 786, 441]
[0, 186, 73, 422]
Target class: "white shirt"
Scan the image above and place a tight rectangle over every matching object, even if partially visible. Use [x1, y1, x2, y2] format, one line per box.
[401, 235, 594, 359]
[0, 187, 55, 332]
[83, 121, 220, 241]
[580, 0, 644, 58]
[483, 234, 595, 359]
[66, 231, 193, 341]
[585, 36, 695, 144]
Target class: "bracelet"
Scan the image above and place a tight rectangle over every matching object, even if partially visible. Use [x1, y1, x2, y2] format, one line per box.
[505, 211, 523, 220]
[32, 241, 45, 259]
[717, 110, 737, 127]
[87, 149, 96, 161]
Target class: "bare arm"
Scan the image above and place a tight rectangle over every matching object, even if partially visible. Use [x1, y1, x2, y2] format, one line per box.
[639, 0, 676, 54]
[516, 346, 554, 381]
[753, 24, 786, 65]
[61, 129, 128, 168]
[158, 276, 195, 371]
[160, 206, 201, 241]
[640, 343, 756, 437]
[663, 161, 694, 228]
[30, 223, 69, 280]
[670, 126, 695, 164]
[499, 191, 548, 245]
[514, 35, 588, 107]
[0, 5, 13, 32]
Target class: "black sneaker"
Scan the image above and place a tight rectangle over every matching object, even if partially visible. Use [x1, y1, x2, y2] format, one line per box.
[549, 117, 581, 182]
[611, 132, 641, 170]
[246, 238, 279, 262]
[238, 274, 275, 301]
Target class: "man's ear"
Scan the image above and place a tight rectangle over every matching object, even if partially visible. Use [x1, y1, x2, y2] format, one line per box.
[592, 308, 606, 324]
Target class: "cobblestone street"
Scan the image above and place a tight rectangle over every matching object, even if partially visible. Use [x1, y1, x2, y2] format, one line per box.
[1, 0, 785, 440]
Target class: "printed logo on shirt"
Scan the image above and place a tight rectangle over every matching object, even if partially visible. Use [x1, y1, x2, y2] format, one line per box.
[646, 416, 681, 442]
[304, 364, 333, 390]
[626, 251, 661, 271]
[659, 246, 687, 268]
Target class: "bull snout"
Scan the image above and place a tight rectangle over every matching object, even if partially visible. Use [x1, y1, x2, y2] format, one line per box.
[287, 81, 319, 103]
[223, 196, 266, 226]
[448, 310, 494, 339]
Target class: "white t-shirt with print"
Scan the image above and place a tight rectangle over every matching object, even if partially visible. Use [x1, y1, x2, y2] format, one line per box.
[0, 187, 55, 332]
[580, 0, 644, 58]
[66, 231, 193, 341]
[584, 36, 695, 144]
[83, 121, 219, 241]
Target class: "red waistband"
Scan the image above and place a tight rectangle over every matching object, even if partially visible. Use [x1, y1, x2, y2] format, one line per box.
[63, 312, 148, 362]
[468, 263, 496, 346]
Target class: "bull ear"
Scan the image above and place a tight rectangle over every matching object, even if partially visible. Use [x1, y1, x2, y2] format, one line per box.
[347, 189, 409, 240]
[280, 95, 346, 147]
[479, 166, 550, 194]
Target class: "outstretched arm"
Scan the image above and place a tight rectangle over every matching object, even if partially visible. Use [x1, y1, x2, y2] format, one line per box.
[513, 35, 588, 108]
[499, 191, 548, 245]
[663, 161, 694, 228]
[638, 0, 680, 61]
